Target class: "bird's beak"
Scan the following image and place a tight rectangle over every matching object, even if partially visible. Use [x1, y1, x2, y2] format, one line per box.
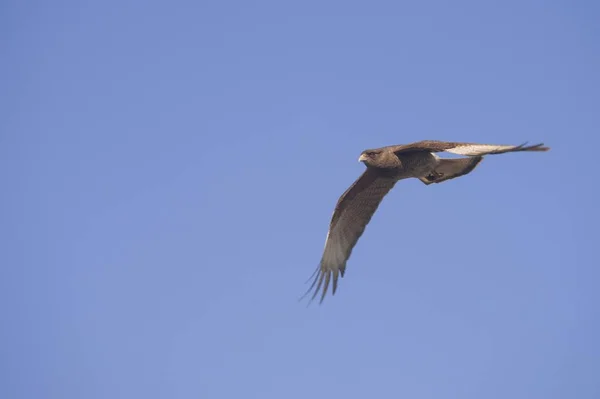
[358, 154, 368, 162]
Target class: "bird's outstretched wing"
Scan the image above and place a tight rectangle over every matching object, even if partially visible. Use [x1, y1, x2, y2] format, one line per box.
[387, 140, 550, 156]
[302, 168, 397, 304]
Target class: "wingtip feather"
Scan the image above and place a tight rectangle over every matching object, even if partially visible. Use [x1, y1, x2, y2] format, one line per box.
[516, 142, 549, 150]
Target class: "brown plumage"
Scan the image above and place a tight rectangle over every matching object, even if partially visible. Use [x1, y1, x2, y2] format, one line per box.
[303, 140, 550, 304]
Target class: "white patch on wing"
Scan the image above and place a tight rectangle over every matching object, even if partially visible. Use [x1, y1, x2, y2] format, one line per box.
[446, 144, 516, 156]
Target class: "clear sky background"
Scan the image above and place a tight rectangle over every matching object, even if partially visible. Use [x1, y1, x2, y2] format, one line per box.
[2, 1, 599, 398]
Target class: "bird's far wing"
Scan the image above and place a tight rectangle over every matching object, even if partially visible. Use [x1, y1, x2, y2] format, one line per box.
[386, 140, 465, 154]
[303, 168, 397, 304]
[442, 142, 549, 156]
[388, 140, 549, 156]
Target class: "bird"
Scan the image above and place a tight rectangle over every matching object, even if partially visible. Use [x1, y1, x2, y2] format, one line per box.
[302, 140, 550, 304]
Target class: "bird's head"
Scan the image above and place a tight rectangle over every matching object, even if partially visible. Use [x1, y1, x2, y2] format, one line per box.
[358, 149, 383, 166]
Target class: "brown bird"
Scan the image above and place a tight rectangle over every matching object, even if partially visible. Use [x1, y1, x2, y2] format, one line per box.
[303, 140, 550, 304]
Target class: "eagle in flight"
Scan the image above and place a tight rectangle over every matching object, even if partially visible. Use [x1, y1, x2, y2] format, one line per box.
[303, 140, 550, 304]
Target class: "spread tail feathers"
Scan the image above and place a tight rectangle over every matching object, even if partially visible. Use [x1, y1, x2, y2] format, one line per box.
[420, 157, 483, 185]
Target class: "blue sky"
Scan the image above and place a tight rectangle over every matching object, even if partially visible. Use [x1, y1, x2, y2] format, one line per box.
[2, 0, 599, 398]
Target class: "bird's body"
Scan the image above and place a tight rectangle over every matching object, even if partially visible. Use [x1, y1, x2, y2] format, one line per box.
[386, 150, 440, 177]
[304, 140, 550, 304]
